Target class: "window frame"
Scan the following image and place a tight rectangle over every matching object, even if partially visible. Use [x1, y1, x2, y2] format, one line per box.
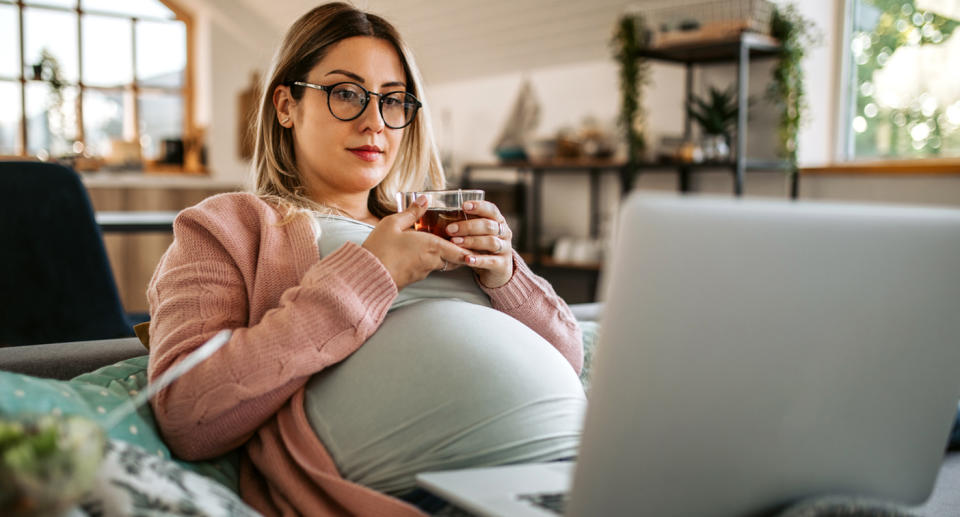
[830, 0, 960, 174]
[0, 0, 193, 171]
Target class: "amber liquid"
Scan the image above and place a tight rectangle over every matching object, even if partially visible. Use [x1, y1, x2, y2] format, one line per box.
[416, 208, 469, 239]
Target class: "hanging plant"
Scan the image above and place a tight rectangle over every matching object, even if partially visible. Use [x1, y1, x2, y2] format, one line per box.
[768, 3, 821, 167]
[612, 13, 651, 165]
[32, 48, 66, 112]
[32, 48, 70, 155]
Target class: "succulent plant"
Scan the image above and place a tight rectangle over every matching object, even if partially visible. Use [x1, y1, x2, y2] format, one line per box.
[686, 85, 739, 137]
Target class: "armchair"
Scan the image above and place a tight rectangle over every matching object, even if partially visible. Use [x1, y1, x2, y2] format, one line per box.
[0, 161, 134, 346]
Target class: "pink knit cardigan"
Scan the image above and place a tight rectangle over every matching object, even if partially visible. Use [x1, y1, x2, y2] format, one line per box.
[146, 192, 583, 516]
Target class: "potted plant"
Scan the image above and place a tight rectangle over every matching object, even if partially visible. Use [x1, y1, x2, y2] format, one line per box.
[686, 85, 738, 161]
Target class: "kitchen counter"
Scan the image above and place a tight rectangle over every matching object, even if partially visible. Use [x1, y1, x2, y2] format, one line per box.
[80, 171, 247, 190]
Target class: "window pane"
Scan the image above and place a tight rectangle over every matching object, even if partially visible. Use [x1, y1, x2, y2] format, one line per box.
[83, 88, 128, 158]
[26, 81, 77, 156]
[848, 0, 960, 159]
[82, 14, 132, 87]
[136, 20, 185, 88]
[81, 0, 174, 20]
[23, 0, 77, 8]
[23, 6, 79, 83]
[138, 91, 182, 160]
[0, 5, 19, 79]
[0, 81, 22, 154]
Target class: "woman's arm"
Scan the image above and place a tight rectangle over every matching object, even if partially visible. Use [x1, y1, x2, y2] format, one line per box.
[480, 251, 583, 373]
[147, 200, 397, 460]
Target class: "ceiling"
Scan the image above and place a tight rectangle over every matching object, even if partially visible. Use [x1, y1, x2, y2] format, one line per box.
[232, 0, 648, 84]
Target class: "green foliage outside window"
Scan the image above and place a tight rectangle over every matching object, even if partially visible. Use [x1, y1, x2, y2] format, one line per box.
[850, 0, 959, 159]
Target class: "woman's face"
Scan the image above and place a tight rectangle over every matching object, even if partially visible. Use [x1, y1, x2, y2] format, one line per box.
[277, 36, 408, 205]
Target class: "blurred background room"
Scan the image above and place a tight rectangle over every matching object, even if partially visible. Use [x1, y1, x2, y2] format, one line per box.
[2, 0, 959, 312]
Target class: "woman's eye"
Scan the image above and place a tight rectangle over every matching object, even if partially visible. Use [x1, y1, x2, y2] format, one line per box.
[335, 89, 360, 102]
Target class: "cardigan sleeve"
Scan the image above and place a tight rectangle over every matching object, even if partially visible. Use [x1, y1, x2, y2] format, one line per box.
[147, 199, 398, 460]
[480, 251, 583, 374]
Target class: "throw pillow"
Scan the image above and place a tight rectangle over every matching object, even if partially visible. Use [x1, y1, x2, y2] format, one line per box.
[76, 439, 258, 517]
[578, 320, 600, 394]
[0, 357, 239, 492]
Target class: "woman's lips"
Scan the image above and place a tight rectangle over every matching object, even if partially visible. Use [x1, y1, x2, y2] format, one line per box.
[348, 146, 383, 162]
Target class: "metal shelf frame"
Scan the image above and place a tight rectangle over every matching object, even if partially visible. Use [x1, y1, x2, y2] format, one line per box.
[632, 32, 799, 198]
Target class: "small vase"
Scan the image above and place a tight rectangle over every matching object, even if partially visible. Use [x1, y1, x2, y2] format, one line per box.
[701, 134, 730, 162]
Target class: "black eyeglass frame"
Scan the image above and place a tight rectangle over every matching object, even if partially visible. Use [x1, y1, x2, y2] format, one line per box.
[290, 80, 422, 129]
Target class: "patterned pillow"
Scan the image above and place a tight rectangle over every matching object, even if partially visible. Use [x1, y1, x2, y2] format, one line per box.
[0, 356, 239, 492]
[76, 439, 258, 517]
[578, 321, 600, 394]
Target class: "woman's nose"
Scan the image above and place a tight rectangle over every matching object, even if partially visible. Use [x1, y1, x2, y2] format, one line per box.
[358, 97, 385, 133]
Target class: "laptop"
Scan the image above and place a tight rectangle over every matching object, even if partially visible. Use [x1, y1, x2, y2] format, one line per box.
[415, 193, 960, 517]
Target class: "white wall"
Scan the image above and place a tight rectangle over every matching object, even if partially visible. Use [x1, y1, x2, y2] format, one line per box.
[423, 0, 960, 248]
[426, 0, 840, 175]
[189, 0, 280, 186]
[193, 0, 960, 236]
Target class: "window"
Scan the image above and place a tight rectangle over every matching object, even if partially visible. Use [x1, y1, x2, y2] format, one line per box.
[0, 0, 189, 166]
[844, 0, 960, 161]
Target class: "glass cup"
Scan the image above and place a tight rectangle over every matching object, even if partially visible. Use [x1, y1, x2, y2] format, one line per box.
[397, 189, 485, 239]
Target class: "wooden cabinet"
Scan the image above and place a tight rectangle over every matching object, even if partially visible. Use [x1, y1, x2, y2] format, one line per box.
[83, 175, 243, 314]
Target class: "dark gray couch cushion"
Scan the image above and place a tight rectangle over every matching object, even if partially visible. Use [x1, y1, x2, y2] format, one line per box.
[0, 337, 146, 380]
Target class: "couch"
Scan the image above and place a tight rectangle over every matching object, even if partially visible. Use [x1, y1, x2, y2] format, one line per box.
[1, 308, 958, 516]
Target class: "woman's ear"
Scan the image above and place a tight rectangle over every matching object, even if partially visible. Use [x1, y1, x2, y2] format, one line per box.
[274, 84, 294, 127]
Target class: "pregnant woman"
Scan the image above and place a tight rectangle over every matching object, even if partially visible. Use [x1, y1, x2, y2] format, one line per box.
[146, 3, 585, 516]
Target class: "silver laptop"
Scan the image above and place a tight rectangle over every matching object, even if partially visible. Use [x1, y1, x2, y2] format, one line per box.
[416, 193, 960, 517]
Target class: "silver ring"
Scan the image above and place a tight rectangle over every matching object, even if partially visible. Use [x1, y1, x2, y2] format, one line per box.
[494, 238, 503, 254]
[497, 221, 504, 237]
[440, 260, 448, 272]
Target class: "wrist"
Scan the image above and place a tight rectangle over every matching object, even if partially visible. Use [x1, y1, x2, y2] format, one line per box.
[477, 265, 513, 289]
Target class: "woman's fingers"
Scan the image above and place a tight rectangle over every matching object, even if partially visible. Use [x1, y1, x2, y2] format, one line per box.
[423, 232, 470, 271]
[446, 200, 512, 240]
[462, 200, 499, 220]
[389, 194, 428, 230]
[451, 235, 510, 255]
[463, 253, 505, 269]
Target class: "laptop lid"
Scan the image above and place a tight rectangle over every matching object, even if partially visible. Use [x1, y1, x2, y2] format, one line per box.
[570, 194, 960, 517]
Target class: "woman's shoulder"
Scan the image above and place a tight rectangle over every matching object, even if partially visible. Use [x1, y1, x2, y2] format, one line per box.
[187, 191, 274, 215]
[175, 192, 312, 242]
[179, 192, 283, 227]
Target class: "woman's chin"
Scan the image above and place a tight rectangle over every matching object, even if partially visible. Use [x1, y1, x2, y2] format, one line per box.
[351, 163, 392, 186]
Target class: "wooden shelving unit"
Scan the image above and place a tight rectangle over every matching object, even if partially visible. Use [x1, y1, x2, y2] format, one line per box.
[628, 32, 798, 198]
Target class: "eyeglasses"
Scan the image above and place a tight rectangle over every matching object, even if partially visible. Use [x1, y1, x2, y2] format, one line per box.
[290, 81, 422, 129]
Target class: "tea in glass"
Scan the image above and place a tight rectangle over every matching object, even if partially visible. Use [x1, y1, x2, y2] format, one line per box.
[397, 189, 485, 239]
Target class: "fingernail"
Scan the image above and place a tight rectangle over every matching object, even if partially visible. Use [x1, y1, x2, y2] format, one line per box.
[416, 195, 428, 206]
[464, 202, 474, 210]
[452, 237, 464, 244]
[447, 224, 459, 234]
[466, 255, 476, 264]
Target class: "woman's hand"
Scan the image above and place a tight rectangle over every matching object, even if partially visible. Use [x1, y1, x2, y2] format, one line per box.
[362, 195, 467, 290]
[446, 200, 514, 288]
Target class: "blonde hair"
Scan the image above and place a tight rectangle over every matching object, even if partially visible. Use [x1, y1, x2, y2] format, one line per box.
[251, 2, 444, 219]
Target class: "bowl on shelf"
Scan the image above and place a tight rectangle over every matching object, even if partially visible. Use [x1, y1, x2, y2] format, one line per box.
[523, 139, 557, 163]
[495, 147, 528, 163]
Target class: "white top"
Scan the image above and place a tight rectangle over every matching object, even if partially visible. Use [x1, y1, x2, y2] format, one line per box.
[303, 215, 586, 495]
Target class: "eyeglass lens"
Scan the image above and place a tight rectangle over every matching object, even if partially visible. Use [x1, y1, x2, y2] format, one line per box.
[328, 83, 419, 128]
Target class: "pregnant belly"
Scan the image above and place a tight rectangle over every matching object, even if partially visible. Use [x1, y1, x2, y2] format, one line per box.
[303, 299, 586, 495]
